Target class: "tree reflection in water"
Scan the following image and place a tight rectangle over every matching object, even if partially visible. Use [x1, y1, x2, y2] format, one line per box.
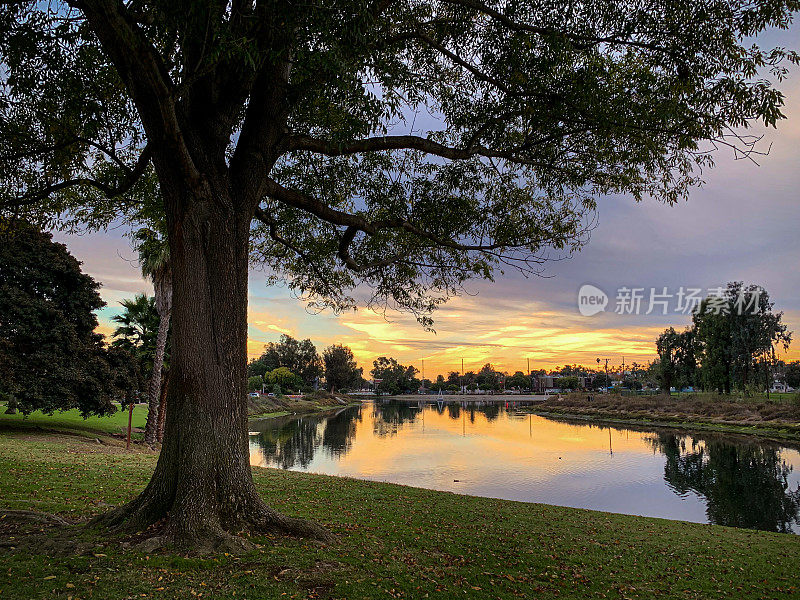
[447, 403, 460, 420]
[371, 401, 420, 438]
[480, 403, 500, 422]
[252, 406, 362, 469]
[647, 433, 800, 533]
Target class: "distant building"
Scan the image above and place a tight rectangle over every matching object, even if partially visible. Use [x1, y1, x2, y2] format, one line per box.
[533, 375, 590, 393]
[534, 375, 555, 393]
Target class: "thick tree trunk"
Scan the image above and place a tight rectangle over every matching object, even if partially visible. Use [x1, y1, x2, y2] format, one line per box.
[94, 194, 328, 550]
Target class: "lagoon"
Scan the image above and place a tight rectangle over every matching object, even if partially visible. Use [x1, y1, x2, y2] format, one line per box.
[249, 399, 800, 533]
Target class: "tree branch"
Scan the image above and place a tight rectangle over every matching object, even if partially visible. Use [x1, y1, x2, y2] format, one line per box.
[74, 0, 203, 193]
[263, 178, 538, 253]
[284, 133, 579, 170]
[439, 0, 675, 54]
[2, 144, 152, 208]
[336, 225, 413, 273]
[252, 206, 340, 289]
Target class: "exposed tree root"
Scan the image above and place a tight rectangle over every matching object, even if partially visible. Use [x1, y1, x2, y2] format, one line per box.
[88, 492, 333, 555]
[244, 503, 334, 542]
[0, 510, 88, 556]
[134, 530, 256, 554]
[0, 509, 69, 526]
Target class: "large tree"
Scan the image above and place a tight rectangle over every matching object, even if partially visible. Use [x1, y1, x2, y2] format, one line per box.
[693, 282, 791, 393]
[248, 334, 323, 386]
[0, 218, 137, 416]
[371, 356, 420, 395]
[323, 344, 362, 392]
[1, 0, 798, 548]
[655, 326, 697, 393]
[785, 361, 800, 389]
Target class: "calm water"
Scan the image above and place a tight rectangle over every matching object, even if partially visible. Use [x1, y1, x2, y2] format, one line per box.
[249, 399, 800, 533]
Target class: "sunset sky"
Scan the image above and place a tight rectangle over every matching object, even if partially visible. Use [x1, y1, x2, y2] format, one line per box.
[55, 26, 800, 379]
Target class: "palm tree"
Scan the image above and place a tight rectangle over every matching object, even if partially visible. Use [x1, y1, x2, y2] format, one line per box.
[111, 294, 160, 374]
[135, 228, 171, 445]
[112, 294, 159, 351]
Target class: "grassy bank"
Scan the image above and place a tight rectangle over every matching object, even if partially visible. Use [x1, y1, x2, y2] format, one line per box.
[0, 393, 356, 442]
[1, 428, 800, 599]
[0, 404, 149, 438]
[525, 393, 800, 443]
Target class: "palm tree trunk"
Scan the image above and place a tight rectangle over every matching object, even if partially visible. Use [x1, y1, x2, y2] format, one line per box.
[144, 274, 172, 445]
[156, 368, 169, 443]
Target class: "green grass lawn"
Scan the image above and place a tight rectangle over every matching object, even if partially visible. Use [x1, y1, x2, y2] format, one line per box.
[1, 429, 799, 599]
[0, 403, 148, 437]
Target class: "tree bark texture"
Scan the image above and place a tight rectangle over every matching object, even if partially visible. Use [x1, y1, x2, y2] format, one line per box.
[95, 189, 328, 548]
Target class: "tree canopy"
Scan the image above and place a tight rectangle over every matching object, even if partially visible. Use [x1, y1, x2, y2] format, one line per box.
[111, 294, 159, 359]
[656, 327, 697, 393]
[693, 282, 791, 394]
[655, 282, 792, 394]
[2, 1, 798, 322]
[371, 356, 420, 395]
[265, 366, 303, 391]
[785, 361, 800, 389]
[0, 218, 138, 415]
[247, 334, 323, 386]
[323, 344, 362, 391]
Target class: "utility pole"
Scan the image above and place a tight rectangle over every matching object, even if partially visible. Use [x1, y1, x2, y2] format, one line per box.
[126, 400, 134, 451]
[421, 358, 425, 394]
[527, 357, 530, 393]
[461, 357, 464, 394]
[597, 357, 610, 393]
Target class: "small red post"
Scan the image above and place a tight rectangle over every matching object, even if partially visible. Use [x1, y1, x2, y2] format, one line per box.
[126, 401, 134, 450]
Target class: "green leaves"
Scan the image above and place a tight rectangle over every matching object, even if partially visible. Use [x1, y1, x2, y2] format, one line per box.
[1, 0, 798, 325]
[0, 218, 131, 416]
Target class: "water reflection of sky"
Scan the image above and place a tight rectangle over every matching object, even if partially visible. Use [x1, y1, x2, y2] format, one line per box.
[249, 401, 800, 533]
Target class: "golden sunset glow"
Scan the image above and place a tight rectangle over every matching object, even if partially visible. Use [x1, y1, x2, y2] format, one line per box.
[243, 292, 800, 376]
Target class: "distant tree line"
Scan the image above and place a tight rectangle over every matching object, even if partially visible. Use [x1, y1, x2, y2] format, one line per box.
[368, 358, 663, 395]
[246, 334, 364, 395]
